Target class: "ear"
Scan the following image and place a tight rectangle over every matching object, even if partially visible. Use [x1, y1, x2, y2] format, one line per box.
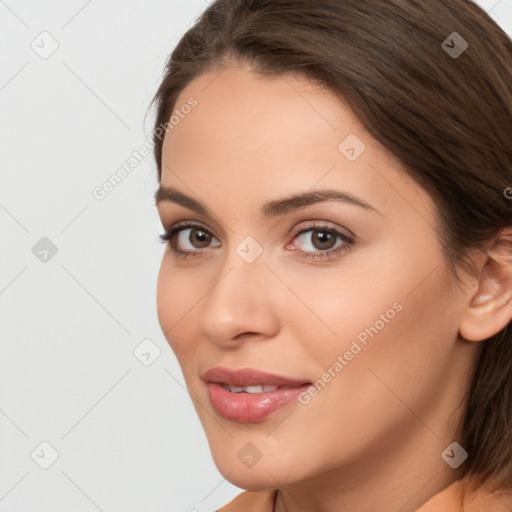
[459, 229, 512, 342]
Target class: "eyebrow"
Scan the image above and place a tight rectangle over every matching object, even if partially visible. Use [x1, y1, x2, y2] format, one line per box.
[154, 186, 378, 217]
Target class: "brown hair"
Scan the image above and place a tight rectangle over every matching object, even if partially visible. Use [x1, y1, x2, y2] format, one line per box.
[151, 0, 512, 491]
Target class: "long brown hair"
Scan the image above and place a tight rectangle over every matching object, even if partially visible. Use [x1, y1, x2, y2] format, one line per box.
[151, 0, 512, 491]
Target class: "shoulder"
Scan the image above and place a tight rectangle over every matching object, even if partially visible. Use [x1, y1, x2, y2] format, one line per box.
[462, 479, 512, 512]
[416, 477, 512, 512]
[216, 489, 277, 512]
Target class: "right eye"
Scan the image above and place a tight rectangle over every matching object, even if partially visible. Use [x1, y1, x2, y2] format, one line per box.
[159, 222, 221, 258]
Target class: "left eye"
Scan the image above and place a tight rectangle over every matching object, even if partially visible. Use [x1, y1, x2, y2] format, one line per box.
[286, 225, 354, 260]
[290, 227, 352, 253]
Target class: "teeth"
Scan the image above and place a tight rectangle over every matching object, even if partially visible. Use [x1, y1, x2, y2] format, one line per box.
[243, 385, 263, 393]
[225, 384, 280, 393]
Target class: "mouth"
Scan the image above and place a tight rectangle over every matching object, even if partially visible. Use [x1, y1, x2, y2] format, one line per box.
[219, 383, 302, 393]
[203, 367, 312, 423]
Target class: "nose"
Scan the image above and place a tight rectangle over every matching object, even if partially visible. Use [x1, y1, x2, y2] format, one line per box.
[198, 253, 280, 347]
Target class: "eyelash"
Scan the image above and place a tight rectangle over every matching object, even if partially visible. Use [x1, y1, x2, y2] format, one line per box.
[158, 221, 354, 261]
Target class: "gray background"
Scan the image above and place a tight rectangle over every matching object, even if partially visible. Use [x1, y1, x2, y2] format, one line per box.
[1, 1, 511, 511]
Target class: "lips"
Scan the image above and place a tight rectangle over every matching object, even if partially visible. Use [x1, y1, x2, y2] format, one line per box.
[203, 367, 312, 423]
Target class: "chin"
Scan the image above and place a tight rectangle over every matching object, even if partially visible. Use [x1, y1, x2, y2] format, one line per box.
[216, 464, 283, 491]
[210, 448, 303, 491]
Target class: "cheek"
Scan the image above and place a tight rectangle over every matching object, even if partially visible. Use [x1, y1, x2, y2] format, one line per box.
[156, 259, 208, 395]
[275, 261, 409, 371]
[156, 258, 175, 339]
[289, 239, 452, 366]
[156, 256, 199, 356]
[298, 260, 457, 429]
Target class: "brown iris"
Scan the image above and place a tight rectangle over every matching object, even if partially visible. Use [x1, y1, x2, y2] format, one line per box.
[310, 230, 337, 250]
[189, 227, 211, 248]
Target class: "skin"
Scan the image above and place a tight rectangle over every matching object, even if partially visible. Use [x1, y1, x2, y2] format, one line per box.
[155, 61, 511, 512]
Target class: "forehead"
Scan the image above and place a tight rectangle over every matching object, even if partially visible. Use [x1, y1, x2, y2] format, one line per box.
[166, 64, 355, 159]
[160, 63, 433, 223]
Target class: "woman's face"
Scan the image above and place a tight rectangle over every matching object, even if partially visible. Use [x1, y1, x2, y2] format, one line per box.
[155, 63, 479, 490]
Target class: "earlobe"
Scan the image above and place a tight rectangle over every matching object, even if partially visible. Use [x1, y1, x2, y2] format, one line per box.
[459, 239, 512, 342]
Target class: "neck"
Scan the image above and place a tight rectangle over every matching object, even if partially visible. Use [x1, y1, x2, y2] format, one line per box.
[274, 425, 464, 512]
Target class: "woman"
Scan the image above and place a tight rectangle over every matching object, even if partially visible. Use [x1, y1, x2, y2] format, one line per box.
[151, 0, 512, 510]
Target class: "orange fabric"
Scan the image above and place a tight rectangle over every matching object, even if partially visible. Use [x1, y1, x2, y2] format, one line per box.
[216, 478, 512, 511]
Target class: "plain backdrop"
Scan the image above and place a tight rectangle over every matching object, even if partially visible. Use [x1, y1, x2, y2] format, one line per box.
[1, 1, 511, 511]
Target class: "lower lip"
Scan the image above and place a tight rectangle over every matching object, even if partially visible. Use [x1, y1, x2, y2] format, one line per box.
[207, 382, 310, 423]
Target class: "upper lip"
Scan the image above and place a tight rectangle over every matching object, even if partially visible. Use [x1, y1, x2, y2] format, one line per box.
[203, 367, 311, 387]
